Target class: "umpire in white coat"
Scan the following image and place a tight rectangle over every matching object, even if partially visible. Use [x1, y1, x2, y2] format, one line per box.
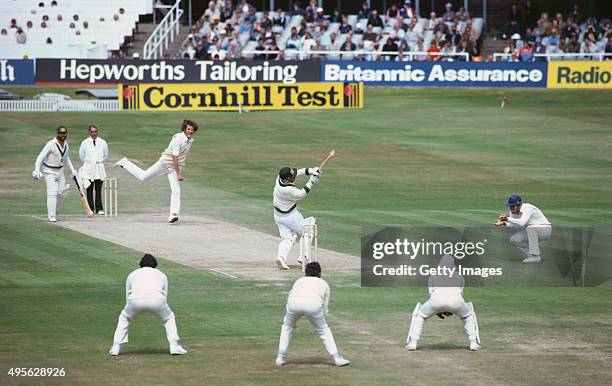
[79, 125, 109, 215]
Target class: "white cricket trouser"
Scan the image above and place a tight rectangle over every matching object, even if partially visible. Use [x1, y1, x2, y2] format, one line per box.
[510, 225, 552, 257]
[122, 159, 181, 215]
[278, 297, 339, 357]
[43, 169, 69, 219]
[408, 291, 478, 344]
[274, 209, 315, 262]
[112, 298, 180, 344]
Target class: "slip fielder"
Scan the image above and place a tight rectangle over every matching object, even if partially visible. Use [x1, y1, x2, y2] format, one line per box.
[109, 254, 187, 356]
[273, 165, 321, 270]
[276, 262, 350, 367]
[495, 194, 552, 263]
[406, 255, 481, 351]
[32, 125, 78, 222]
[114, 120, 198, 223]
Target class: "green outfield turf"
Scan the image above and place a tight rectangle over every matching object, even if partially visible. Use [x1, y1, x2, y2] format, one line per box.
[1, 87, 611, 384]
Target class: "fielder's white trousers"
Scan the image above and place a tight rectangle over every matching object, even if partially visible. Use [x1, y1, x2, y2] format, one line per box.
[112, 298, 180, 344]
[278, 297, 339, 357]
[408, 291, 478, 344]
[274, 209, 315, 262]
[122, 159, 181, 215]
[510, 225, 552, 257]
[43, 169, 69, 219]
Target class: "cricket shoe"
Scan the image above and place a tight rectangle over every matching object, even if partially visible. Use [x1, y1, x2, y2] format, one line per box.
[49, 217, 58, 223]
[168, 214, 179, 223]
[334, 356, 350, 367]
[275, 355, 286, 367]
[469, 342, 481, 351]
[109, 343, 120, 356]
[276, 257, 290, 270]
[113, 157, 127, 168]
[405, 340, 417, 351]
[97, 210, 105, 215]
[523, 255, 541, 263]
[170, 343, 187, 355]
[297, 255, 303, 265]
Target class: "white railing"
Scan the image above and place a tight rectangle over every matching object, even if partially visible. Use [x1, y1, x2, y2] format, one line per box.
[493, 52, 612, 62]
[143, 0, 184, 59]
[0, 100, 119, 112]
[241, 50, 470, 61]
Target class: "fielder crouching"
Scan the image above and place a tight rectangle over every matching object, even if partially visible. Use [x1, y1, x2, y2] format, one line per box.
[273, 165, 321, 270]
[109, 254, 187, 356]
[276, 262, 350, 367]
[406, 255, 481, 351]
[32, 125, 78, 222]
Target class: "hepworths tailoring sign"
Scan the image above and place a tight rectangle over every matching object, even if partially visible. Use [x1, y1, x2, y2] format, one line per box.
[322, 61, 547, 88]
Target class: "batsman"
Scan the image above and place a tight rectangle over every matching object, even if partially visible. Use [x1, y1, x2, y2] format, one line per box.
[272, 151, 334, 270]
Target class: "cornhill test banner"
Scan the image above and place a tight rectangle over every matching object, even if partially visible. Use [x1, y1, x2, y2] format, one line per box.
[119, 83, 363, 111]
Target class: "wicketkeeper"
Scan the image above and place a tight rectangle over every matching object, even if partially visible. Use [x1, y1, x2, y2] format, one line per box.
[273, 165, 321, 270]
[406, 255, 481, 351]
[33, 125, 78, 222]
[495, 194, 552, 263]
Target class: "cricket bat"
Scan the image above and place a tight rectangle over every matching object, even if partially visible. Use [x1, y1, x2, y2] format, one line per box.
[319, 150, 335, 171]
[73, 176, 94, 217]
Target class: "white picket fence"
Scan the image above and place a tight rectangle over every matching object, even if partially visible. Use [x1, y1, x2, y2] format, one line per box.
[0, 100, 119, 112]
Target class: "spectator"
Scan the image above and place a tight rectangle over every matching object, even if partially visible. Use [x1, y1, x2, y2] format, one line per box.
[414, 39, 427, 60]
[51, 0, 57, 6]
[221, 1, 234, 21]
[386, 3, 399, 19]
[38, 2, 44, 7]
[434, 18, 448, 35]
[358, 2, 370, 19]
[113, 14, 120, 21]
[368, 9, 383, 28]
[428, 41, 441, 60]
[568, 4, 581, 23]
[286, 27, 301, 49]
[580, 37, 598, 55]
[339, 16, 352, 34]
[519, 40, 534, 61]
[382, 38, 398, 61]
[456, 39, 476, 61]
[239, 0, 250, 14]
[83, 21, 89, 29]
[330, 9, 342, 23]
[42, 15, 49, 22]
[46, 37, 53, 44]
[10, 19, 18, 29]
[40, 21, 47, 28]
[314, 8, 325, 23]
[271, 9, 285, 33]
[290, 1, 303, 16]
[502, 4, 521, 40]
[267, 40, 280, 60]
[533, 19, 545, 38]
[340, 33, 356, 59]
[523, 0, 537, 27]
[69, 22, 76, 29]
[440, 40, 455, 59]
[389, 21, 405, 41]
[119, 8, 125, 15]
[456, 6, 468, 22]
[425, 12, 436, 31]
[301, 32, 316, 58]
[400, 0, 415, 20]
[605, 36, 612, 58]
[0, 29, 7, 40]
[447, 24, 462, 47]
[442, 3, 455, 23]
[26, 20, 34, 30]
[305, 0, 317, 16]
[15, 28, 27, 44]
[73, 14, 79, 22]
[57, 14, 63, 22]
[254, 38, 267, 59]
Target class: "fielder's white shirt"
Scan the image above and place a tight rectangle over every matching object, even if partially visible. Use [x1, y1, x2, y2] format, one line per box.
[288, 276, 330, 313]
[506, 203, 551, 228]
[35, 138, 76, 173]
[79, 136, 109, 180]
[125, 267, 168, 301]
[273, 169, 310, 213]
[160, 132, 193, 168]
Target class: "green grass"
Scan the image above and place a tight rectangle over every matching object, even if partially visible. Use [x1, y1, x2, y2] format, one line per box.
[1, 87, 611, 384]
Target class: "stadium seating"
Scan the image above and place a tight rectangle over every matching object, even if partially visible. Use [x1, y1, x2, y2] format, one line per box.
[0, 0, 153, 59]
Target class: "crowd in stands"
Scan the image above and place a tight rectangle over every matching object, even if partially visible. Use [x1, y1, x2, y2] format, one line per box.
[0, 0, 151, 59]
[179, 1, 484, 61]
[501, 3, 611, 61]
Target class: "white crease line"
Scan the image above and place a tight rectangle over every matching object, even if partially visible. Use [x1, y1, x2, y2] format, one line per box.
[209, 268, 238, 279]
